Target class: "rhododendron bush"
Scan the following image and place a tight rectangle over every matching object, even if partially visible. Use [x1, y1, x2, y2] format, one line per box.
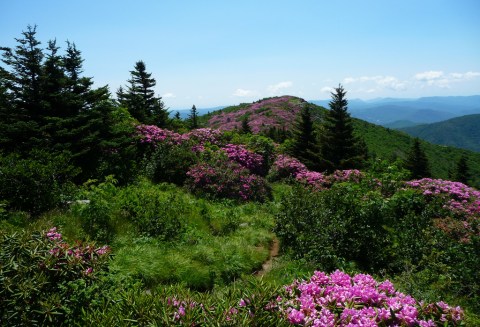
[406, 178, 479, 243]
[0, 227, 111, 325]
[186, 159, 271, 202]
[277, 270, 464, 326]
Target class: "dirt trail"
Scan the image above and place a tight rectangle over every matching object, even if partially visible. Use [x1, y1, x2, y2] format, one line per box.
[255, 238, 279, 276]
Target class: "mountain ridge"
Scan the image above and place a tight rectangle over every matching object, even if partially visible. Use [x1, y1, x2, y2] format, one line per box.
[200, 95, 480, 187]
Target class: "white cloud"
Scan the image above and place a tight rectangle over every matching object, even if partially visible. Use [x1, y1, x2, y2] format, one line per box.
[414, 71, 444, 81]
[414, 70, 480, 88]
[450, 71, 480, 80]
[162, 92, 176, 98]
[267, 81, 293, 93]
[343, 77, 356, 84]
[233, 88, 257, 97]
[320, 86, 334, 93]
[342, 75, 407, 91]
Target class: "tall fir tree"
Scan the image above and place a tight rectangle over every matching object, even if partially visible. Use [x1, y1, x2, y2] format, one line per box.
[404, 138, 431, 179]
[454, 154, 470, 185]
[289, 104, 322, 170]
[188, 104, 198, 129]
[117, 60, 169, 127]
[241, 115, 252, 134]
[0, 25, 44, 153]
[320, 84, 366, 171]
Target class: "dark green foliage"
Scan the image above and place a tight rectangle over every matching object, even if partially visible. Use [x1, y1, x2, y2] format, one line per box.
[241, 115, 252, 134]
[117, 60, 169, 126]
[454, 154, 470, 185]
[247, 135, 276, 176]
[274, 184, 390, 272]
[0, 25, 43, 153]
[0, 229, 110, 326]
[0, 150, 78, 215]
[404, 138, 431, 179]
[320, 85, 367, 171]
[144, 142, 199, 185]
[289, 105, 323, 171]
[188, 104, 199, 129]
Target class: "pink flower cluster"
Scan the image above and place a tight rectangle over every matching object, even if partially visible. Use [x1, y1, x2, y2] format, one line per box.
[222, 144, 265, 175]
[278, 270, 464, 326]
[270, 155, 307, 179]
[328, 169, 364, 184]
[406, 178, 480, 242]
[45, 227, 111, 276]
[186, 161, 270, 201]
[207, 96, 304, 133]
[136, 124, 187, 145]
[185, 128, 224, 146]
[269, 155, 326, 189]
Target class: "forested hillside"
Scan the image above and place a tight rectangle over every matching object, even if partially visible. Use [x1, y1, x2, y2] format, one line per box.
[399, 114, 480, 152]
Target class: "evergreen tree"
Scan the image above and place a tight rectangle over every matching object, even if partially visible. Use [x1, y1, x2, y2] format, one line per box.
[188, 104, 198, 129]
[118, 60, 169, 126]
[174, 111, 181, 120]
[0, 25, 44, 153]
[320, 84, 366, 171]
[404, 138, 430, 179]
[241, 115, 252, 134]
[289, 104, 322, 170]
[454, 154, 470, 185]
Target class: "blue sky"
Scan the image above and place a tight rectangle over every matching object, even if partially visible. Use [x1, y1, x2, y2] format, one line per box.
[1, 0, 479, 109]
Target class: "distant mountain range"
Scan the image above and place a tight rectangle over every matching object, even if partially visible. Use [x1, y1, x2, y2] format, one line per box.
[310, 95, 480, 126]
[398, 114, 480, 153]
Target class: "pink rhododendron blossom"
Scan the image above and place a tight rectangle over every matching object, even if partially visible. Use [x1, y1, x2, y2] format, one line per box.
[277, 270, 464, 326]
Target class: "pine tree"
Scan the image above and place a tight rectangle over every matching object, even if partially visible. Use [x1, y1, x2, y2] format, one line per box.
[189, 104, 198, 129]
[0, 25, 44, 153]
[241, 115, 252, 134]
[454, 154, 470, 185]
[118, 60, 169, 126]
[404, 138, 430, 179]
[289, 104, 322, 170]
[320, 84, 366, 171]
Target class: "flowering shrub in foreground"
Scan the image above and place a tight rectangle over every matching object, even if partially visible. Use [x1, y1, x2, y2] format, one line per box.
[0, 227, 111, 325]
[45, 227, 111, 277]
[277, 270, 464, 326]
[186, 160, 271, 202]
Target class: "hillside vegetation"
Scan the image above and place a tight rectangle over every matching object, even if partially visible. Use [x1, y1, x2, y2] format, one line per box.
[1, 27, 479, 325]
[204, 96, 480, 188]
[399, 114, 480, 153]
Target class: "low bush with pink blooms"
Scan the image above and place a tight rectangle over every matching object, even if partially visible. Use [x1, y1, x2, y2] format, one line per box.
[277, 270, 464, 326]
[406, 178, 480, 242]
[221, 143, 266, 175]
[186, 159, 271, 202]
[1, 227, 112, 325]
[136, 124, 187, 146]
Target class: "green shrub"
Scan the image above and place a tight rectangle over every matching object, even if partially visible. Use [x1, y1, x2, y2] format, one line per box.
[0, 150, 78, 216]
[73, 176, 119, 242]
[274, 183, 389, 272]
[0, 227, 110, 326]
[143, 142, 199, 185]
